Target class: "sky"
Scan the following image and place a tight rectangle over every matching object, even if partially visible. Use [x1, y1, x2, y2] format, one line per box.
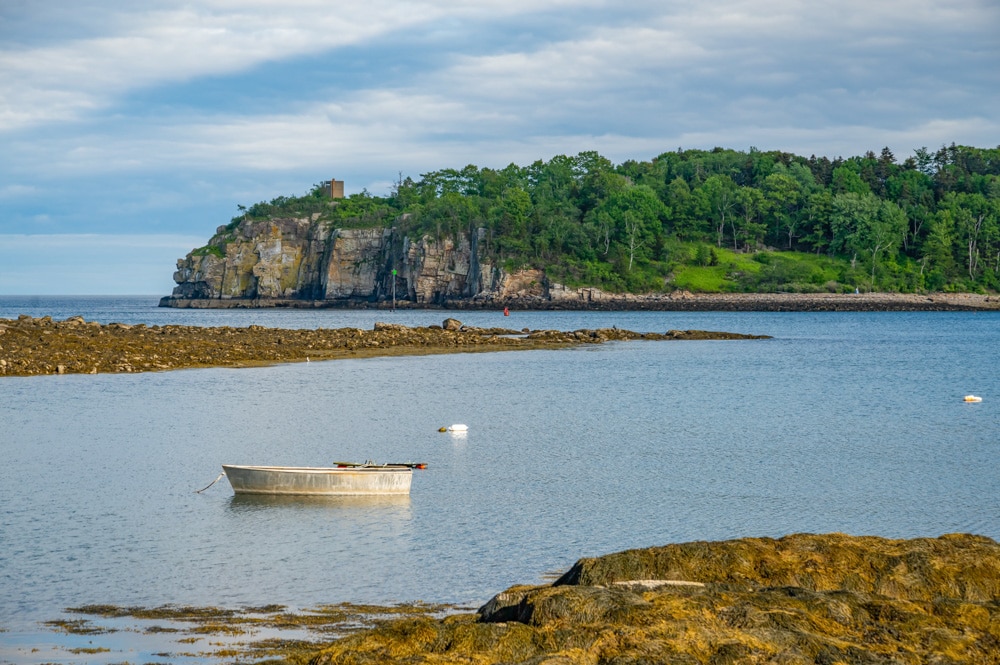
[1, 1, 998, 295]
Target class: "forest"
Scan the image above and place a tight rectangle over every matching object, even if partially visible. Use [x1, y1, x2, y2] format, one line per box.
[232, 144, 1000, 294]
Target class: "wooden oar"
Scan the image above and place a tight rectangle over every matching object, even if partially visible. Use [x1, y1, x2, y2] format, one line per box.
[332, 461, 427, 469]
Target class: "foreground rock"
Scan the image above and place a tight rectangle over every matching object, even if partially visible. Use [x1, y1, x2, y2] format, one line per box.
[0, 316, 769, 377]
[308, 533, 1000, 665]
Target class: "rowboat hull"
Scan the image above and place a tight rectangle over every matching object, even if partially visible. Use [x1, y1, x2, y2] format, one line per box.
[222, 464, 413, 496]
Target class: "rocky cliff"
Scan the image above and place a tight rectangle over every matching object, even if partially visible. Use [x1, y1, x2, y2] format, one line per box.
[161, 216, 510, 307]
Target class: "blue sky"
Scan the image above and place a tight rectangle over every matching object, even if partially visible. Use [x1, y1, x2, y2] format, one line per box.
[1, 1, 998, 295]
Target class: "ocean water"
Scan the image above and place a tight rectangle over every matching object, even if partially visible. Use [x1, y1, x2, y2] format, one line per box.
[1, 297, 998, 661]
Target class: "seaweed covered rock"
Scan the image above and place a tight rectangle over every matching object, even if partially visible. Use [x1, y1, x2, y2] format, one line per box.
[551, 532, 1000, 601]
[308, 533, 1000, 665]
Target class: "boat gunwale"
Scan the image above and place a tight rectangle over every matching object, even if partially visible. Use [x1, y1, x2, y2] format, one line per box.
[222, 464, 414, 474]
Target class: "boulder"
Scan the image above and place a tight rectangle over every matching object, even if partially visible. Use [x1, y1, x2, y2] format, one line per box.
[310, 533, 1000, 665]
[373, 322, 407, 332]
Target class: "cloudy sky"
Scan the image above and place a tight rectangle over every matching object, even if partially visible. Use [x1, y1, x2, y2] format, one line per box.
[1, 1, 997, 295]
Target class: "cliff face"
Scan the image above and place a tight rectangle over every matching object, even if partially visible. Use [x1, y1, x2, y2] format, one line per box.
[164, 216, 508, 306]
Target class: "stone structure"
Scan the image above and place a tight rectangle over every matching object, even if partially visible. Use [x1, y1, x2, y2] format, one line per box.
[323, 179, 344, 198]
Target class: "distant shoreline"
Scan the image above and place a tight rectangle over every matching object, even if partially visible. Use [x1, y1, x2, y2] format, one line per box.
[159, 291, 1000, 312]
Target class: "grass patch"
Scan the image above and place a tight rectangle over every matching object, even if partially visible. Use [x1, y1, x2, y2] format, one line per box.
[670, 247, 762, 292]
[66, 646, 110, 655]
[43, 619, 115, 635]
[666, 245, 857, 293]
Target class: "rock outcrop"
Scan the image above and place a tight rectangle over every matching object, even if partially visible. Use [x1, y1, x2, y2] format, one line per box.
[163, 217, 503, 307]
[306, 533, 1000, 665]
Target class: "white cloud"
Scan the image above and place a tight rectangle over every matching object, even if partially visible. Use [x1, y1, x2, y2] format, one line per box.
[0, 9, 385, 130]
[1, 1, 997, 202]
[0, 0, 614, 132]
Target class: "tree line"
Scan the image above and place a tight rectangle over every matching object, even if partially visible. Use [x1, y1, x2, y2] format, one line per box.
[233, 145, 1000, 294]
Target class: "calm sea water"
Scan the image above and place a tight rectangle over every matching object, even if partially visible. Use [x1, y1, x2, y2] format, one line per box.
[1, 297, 998, 661]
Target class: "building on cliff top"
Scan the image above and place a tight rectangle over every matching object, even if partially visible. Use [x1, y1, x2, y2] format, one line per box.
[323, 179, 345, 198]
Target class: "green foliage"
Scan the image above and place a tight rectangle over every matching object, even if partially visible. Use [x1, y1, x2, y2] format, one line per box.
[741, 251, 842, 292]
[327, 192, 397, 230]
[230, 184, 333, 225]
[670, 264, 734, 292]
[668, 246, 763, 292]
[225, 145, 1000, 294]
[191, 244, 225, 259]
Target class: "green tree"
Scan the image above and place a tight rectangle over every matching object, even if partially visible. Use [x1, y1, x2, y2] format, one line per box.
[488, 188, 533, 259]
[418, 191, 485, 240]
[478, 163, 528, 200]
[664, 177, 705, 241]
[830, 192, 881, 270]
[860, 201, 907, 289]
[587, 185, 667, 271]
[762, 173, 803, 248]
[697, 174, 738, 248]
[831, 195, 906, 290]
[831, 166, 871, 196]
[782, 161, 821, 194]
[922, 210, 958, 288]
[943, 192, 998, 280]
[800, 190, 835, 255]
[733, 187, 766, 251]
[886, 169, 935, 252]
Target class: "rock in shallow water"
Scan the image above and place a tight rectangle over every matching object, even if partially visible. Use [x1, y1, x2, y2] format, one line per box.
[307, 533, 1000, 665]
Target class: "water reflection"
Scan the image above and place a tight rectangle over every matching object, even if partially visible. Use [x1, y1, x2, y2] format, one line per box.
[226, 493, 412, 514]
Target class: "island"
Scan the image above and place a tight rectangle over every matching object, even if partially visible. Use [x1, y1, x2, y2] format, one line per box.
[160, 147, 1000, 311]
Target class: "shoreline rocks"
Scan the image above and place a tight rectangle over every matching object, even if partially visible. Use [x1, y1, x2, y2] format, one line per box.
[0, 316, 769, 377]
[42, 533, 1000, 664]
[307, 533, 1000, 665]
[159, 290, 1000, 312]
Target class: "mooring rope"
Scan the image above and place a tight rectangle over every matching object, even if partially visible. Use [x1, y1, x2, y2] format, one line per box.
[194, 472, 225, 493]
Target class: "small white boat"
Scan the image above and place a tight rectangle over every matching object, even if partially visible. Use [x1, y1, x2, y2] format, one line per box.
[439, 424, 468, 432]
[964, 395, 983, 403]
[221, 462, 424, 496]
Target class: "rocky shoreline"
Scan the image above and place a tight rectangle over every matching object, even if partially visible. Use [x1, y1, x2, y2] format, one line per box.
[159, 291, 1000, 312]
[304, 533, 1000, 665]
[48, 533, 1000, 664]
[0, 316, 769, 377]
